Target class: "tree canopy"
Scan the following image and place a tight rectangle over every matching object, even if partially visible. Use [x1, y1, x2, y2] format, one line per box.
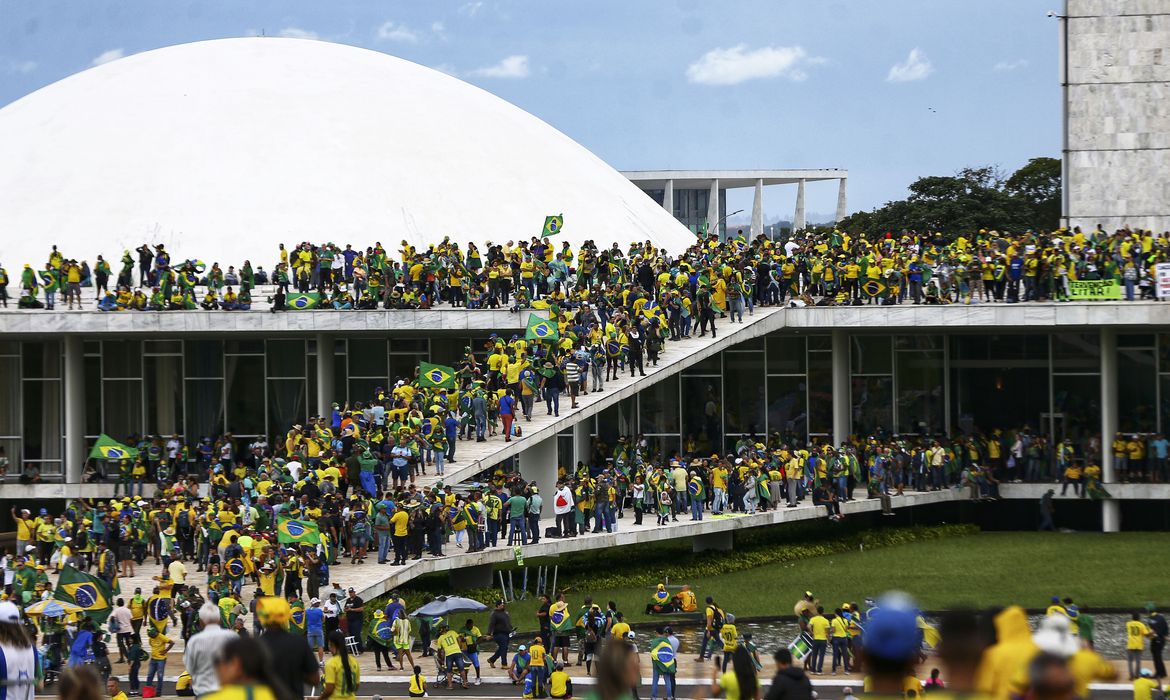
[839, 157, 1061, 237]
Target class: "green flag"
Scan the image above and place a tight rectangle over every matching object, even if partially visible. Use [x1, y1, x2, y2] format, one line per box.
[419, 361, 457, 390]
[277, 517, 322, 545]
[55, 565, 114, 623]
[525, 314, 559, 342]
[542, 215, 563, 238]
[89, 434, 138, 461]
[287, 292, 321, 311]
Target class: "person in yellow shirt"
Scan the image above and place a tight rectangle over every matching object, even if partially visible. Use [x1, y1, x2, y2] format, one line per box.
[1133, 670, 1160, 700]
[528, 639, 548, 695]
[808, 607, 831, 674]
[609, 613, 631, 641]
[719, 613, 739, 672]
[830, 609, 852, 673]
[202, 637, 281, 700]
[146, 627, 174, 696]
[549, 663, 573, 699]
[1126, 612, 1152, 680]
[107, 677, 129, 700]
[390, 507, 410, 566]
[322, 631, 361, 700]
[436, 624, 469, 690]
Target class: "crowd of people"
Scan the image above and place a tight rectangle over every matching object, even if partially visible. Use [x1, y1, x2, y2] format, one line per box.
[2, 224, 1168, 312]
[2, 578, 1167, 700]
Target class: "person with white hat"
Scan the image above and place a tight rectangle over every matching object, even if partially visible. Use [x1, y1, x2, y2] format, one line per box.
[0, 601, 37, 700]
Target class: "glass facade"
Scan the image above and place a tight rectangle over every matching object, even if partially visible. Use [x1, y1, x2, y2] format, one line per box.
[3, 329, 1168, 479]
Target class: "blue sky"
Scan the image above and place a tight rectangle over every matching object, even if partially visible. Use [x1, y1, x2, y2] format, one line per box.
[0, 0, 1061, 222]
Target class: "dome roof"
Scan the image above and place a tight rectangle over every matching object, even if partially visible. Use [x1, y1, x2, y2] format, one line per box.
[0, 38, 692, 272]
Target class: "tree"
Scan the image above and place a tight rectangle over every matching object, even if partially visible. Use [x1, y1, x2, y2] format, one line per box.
[839, 158, 1061, 237]
[1004, 157, 1061, 231]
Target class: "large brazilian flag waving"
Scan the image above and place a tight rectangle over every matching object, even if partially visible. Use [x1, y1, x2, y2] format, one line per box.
[525, 314, 559, 343]
[88, 434, 139, 461]
[541, 214, 563, 238]
[419, 361, 456, 390]
[287, 292, 321, 311]
[277, 516, 321, 545]
[55, 565, 113, 623]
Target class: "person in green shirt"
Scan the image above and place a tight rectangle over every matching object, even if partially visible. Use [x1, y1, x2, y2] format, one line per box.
[505, 493, 528, 545]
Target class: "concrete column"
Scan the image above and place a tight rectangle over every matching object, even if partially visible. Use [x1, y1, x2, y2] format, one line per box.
[1100, 328, 1120, 532]
[64, 336, 85, 484]
[316, 333, 335, 418]
[835, 178, 849, 224]
[519, 434, 559, 519]
[831, 329, 850, 446]
[449, 563, 495, 590]
[751, 179, 764, 238]
[573, 419, 591, 470]
[692, 530, 733, 552]
[707, 179, 720, 238]
[794, 179, 807, 233]
[662, 179, 674, 217]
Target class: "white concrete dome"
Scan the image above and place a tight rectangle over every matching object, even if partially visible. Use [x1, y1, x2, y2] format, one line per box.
[0, 38, 693, 271]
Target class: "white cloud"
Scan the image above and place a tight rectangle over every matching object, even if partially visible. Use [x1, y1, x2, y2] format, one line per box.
[467, 54, 529, 79]
[3, 59, 37, 74]
[459, 1, 484, 17]
[91, 48, 124, 67]
[431, 21, 447, 38]
[685, 45, 819, 86]
[993, 59, 1029, 72]
[887, 48, 933, 82]
[278, 27, 319, 40]
[376, 21, 419, 43]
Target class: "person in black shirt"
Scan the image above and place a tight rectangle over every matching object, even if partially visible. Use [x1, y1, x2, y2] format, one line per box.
[343, 588, 365, 652]
[257, 599, 319, 698]
[536, 594, 552, 651]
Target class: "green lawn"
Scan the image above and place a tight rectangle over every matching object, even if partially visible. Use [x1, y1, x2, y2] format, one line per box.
[441, 532, 1168, 633]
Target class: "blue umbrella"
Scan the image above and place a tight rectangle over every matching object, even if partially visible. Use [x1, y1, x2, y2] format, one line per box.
[411, 596, 488, 618]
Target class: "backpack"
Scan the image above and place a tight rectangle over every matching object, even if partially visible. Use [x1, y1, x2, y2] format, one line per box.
[178, 510, 191, 529]
[351, 520, 369, 538]
[709, 604, 725, 629]
[108, 615, 120, 633]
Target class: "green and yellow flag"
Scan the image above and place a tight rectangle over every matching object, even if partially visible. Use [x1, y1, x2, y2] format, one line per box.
[276, 516, 321, 545]
[55, 565, 113, 623]
[287, 292, 321, 311]
[88, 434, 138, 461]
[541, 215, 564, 238]
[525, 314, 559, 342]
[419, 361, 456, 390]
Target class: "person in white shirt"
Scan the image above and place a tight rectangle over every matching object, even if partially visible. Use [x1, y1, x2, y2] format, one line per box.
[322, 592, 343, 638]
[183, 603, 238, 698]
[553, 482, 575, 538]
[109, 599, 135, 663]
[0, 601, 37, 700]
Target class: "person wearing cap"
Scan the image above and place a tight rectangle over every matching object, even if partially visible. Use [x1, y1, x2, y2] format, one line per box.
[860, 596, 928, 698]
[0, 601, 37, 700]
[305, 597, 326, 662]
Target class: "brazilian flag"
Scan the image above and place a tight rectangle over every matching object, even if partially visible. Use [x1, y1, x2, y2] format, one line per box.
[688, 478, 704, 499]
[290, 599, 306, 635]
[541, 214, 563, 238]
[55, 565, 113, 623]
[225, 556, 247, 579]
[277, 516, 321, 545]
[419, 362, 456, 390]
[525, 315, 559, 342]
[88, 434, 139, 461]
[861, 279, 886, 298]
[287, 292, 321, 311]
[549, 602, 573, 633]
[641, 299, 661, 320]
[650, 638, 677, 672]
[372, 617, 393, 644]
[148, 594, 173, 633]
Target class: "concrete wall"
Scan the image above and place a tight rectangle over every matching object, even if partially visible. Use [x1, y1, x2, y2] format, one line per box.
[1066, 0, 1170, 232]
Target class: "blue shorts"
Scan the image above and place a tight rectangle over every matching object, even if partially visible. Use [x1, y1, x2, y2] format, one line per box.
[465, 651, 480, 668]
[307, 631, 324, 650]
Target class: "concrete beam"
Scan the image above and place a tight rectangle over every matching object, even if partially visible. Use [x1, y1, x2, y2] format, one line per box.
[835, 178, 848, 224]
[692, 531, 733, 552]
[317, 333, 335, 418]
[1100, 328, 1120, 533]
[353, 489, 957, 600]
[793, 180, 806, 232]
[831, 329, 849, 445]
[751, 179, 764, 238]
[662, 179, 674, 216]
[707, 178, 720, 237]
[64, 336, 85, 484]
[518, 435, 558, 520]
